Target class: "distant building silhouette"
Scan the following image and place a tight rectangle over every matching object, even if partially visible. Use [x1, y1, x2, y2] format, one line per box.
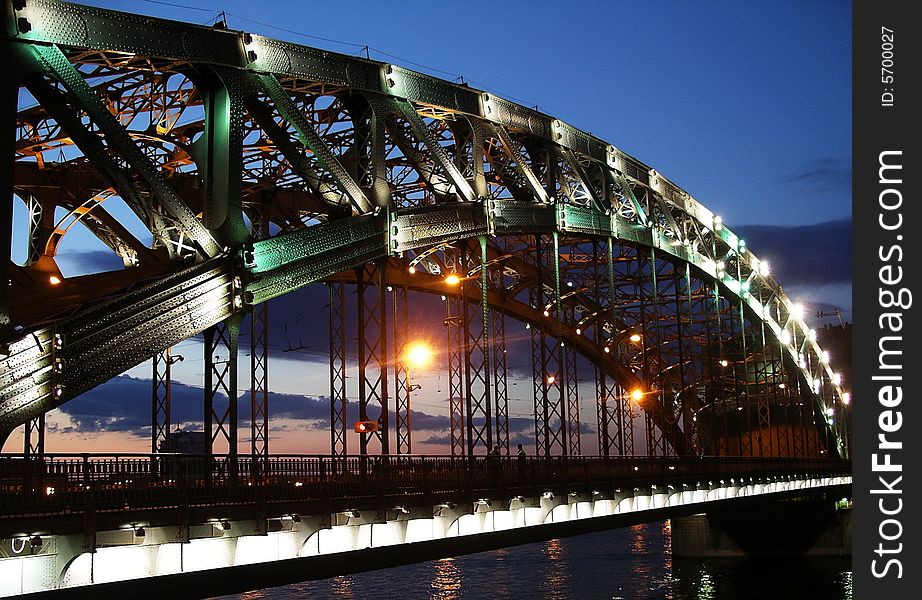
[159, 430, 206, 454]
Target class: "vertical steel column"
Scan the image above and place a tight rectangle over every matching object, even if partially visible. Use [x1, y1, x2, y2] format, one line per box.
[783, 305, 806, 459]
[529, 233, 567, 456]
[706, 227, 731, 457]
[24, 414, 45, 458]
[804, 334, 822, 457]
[356, 260, 389, 455]
[204, 316, 241, 457]
[805, 383, 820, 458]
[552, 232, 567, 456]
[491, 308, 510, 453]
[724, 295, 742, 455]
[636, 248, 651, 456]
[637, 249, 666, 456]
[754, 285, 773, 456]
[152, 348, 172, 454]
[672, 265, 691, 446]
[608, 238, 643, 456]
[593, 240, 609, 456]
[393, 285, 411, 454]
[562, 303, 581, 456]
[24, 194, 46, 266]
[530, 234, 566, 456]
[772, 302, 792, 457]
[593, 239, 620, 457]
[608, 237, 636, 456]
[683, 263, 709, 455]
[714, 285, 732, 456]
[733, 256, 753, 457]
[461, 238, 493, 455]
[445, 246, 465, 456]
[328, 281, 347, 457]
[250, 210, 270, 458]
[791, 367, 807, 459]
[198, 69, 248, 247]
[530, 281, 546, 455]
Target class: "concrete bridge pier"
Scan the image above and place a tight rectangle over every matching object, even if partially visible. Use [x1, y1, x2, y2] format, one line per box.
[671, 497, 852, 558]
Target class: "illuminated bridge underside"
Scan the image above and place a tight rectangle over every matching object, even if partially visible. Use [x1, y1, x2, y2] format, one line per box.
[0, 454, 850, 596]
[1, 0, 846, 458]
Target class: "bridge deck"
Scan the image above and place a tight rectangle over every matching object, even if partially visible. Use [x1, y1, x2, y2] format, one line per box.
[1, 454, 849, 537]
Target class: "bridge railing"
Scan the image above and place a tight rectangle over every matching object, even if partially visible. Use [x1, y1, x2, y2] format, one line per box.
[0, 453, 849, 517]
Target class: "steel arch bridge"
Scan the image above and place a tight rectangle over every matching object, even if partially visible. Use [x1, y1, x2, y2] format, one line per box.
[0, 0, 848, 462]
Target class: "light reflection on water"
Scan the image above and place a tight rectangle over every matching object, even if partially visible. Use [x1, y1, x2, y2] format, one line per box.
[430, 558, 461, 600]
[541, 538, 569, 600]
[215, 522, 852, 600]
[328, 576, 355, 599]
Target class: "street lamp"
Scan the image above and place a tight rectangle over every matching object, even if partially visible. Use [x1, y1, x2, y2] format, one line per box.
[406, 342, 433, 369]
[401, 341, 433, 454]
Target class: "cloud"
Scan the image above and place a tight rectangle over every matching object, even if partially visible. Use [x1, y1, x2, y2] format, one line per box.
[54, 375, 459, 439]
[733, 219, 850, 286]
[782, 158, 851, 191]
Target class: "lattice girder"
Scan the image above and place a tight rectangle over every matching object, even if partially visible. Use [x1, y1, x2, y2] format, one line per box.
[2, 0, 846, 459]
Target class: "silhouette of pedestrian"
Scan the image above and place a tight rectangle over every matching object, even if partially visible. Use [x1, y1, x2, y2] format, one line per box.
[516, 443, 527, 477]
[488, 444, 501, 482]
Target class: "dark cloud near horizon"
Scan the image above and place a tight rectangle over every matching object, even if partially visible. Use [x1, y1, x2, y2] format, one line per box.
[733, 219, 850, 287]
[54, 375, 467, 441]
[782, 158, 851, 192]
[420, 429, 536, 449]
[53, 374, 570, 452]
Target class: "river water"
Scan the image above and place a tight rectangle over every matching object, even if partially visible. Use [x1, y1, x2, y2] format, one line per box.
[216, 521, 852, 599]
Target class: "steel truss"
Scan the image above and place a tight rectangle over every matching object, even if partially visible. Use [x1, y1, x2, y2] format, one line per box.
[24, 414, 44, 457]
[328, 281, 348, 458]
[530, 233, 566, 456]
[355, 260, 389, 455]
[249, 208, 270, 459]
[461, 238, 493, 455]
[151, 347, 172, 454]
[1, 1, 848, 464]
[444, 246, 466, 457]
[393, 284, 411, 455]
[204, 316, 242, 457]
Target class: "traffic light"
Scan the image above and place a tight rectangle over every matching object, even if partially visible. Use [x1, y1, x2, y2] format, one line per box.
[354, 420, 378, 433]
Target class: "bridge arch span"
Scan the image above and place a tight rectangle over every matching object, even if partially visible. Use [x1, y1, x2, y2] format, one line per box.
[1, 0, 847, 459]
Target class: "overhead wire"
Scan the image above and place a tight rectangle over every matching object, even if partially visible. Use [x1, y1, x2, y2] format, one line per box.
[131, 0, 541, 110]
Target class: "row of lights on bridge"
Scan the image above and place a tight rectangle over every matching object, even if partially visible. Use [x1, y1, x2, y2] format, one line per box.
[406, 266, 850, 411]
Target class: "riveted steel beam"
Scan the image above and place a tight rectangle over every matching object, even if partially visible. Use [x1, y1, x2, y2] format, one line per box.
[27, 44, 221, 257]
[255, 73, 372, 214]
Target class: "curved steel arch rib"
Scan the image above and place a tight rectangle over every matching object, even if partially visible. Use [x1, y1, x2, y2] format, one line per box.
[1, 0, 847, 458]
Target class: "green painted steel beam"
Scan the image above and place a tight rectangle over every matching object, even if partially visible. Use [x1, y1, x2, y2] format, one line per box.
[28, 44, 223, 258]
